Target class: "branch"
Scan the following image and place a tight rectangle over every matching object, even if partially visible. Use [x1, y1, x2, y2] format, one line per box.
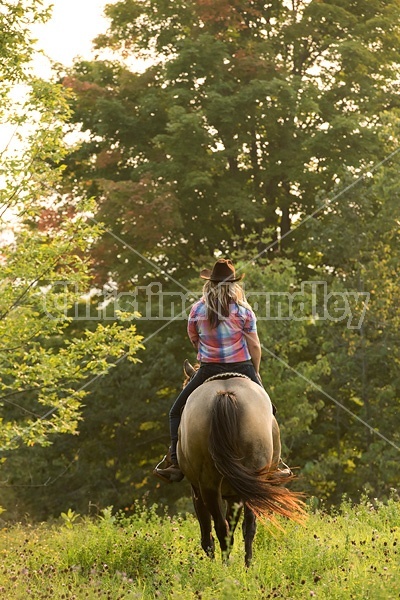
[0, 386, 49, 403]
[0, 255, 60, 321]
[0, 328, 43, 352]
[0, 124, 52, 220]
[0, 232, 75, 322]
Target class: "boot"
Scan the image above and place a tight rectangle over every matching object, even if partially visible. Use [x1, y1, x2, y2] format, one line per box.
[153, 452, 184, 483]
[153, 463, 184, 483]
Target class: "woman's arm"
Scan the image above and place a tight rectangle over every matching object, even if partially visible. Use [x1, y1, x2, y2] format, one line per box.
[187, 306, 199, 350]
[244, 331, 262, 374]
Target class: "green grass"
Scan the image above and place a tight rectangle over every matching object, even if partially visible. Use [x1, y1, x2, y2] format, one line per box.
[0, 497, 399, 599]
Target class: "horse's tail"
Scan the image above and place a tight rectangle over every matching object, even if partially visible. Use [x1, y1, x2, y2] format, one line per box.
[209, 391, 306, 524]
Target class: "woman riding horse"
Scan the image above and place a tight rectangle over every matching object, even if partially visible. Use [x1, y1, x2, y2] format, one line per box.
[153, 258, 291, 483]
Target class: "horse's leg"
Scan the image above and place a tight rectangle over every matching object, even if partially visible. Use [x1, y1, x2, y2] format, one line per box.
[201, 487, 230, 562]
[226, 500, 243, 553]
[242, 505, 257, 567]
[192, 485, 215, 558]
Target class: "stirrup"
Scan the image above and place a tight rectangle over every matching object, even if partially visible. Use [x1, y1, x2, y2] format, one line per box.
[277, 459, 293, 477]
[155, 454, 170, 470]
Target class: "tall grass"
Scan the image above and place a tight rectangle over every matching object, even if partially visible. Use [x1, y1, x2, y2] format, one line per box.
[0, 496, 399, 599]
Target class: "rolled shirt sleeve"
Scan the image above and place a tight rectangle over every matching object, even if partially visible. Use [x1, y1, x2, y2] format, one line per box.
[243, 307, 257, 333]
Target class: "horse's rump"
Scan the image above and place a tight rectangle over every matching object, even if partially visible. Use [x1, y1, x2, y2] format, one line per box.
[177, 377, 275, 492]
[178, 377, 305, 522]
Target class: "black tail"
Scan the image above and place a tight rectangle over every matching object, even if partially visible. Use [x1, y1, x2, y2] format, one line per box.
[209, 391, 306, 523]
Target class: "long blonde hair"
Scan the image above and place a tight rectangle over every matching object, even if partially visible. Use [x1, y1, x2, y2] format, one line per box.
[203, 280, 250, 328]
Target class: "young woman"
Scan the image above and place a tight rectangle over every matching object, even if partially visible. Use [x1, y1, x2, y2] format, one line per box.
[153, 258, 266, 483]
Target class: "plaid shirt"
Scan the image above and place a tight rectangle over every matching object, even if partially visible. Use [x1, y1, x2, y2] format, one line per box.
[187, 299, 257, 363]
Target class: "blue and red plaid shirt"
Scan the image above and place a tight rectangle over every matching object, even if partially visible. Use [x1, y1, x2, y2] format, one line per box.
[187, 298, 257, 363]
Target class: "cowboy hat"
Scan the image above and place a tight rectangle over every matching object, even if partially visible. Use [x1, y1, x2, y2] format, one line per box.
[200, 259, 244, 282]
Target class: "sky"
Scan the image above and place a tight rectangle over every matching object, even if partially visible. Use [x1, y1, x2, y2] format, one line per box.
[0, 1, 114, 234]
[3, 0, 116, 147]
[31, 0, 113, 76]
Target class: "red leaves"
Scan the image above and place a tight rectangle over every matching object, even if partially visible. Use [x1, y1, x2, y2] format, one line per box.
[197, 0, 235, 25]
[91, 177, 183, 285]
[96, 149, 123, 170]
[37, 206, 76, 232]
[62, 76, 105, 96]
[196, 0, 263, 32]
[98, 177, 181, 245]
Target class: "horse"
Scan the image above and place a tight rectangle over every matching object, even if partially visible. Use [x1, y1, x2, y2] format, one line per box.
[177, 361, 306, 566]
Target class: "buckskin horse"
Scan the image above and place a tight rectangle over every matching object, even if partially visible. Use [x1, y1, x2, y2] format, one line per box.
[177, 361, 306, 566]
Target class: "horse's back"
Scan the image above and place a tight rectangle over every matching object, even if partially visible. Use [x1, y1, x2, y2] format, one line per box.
[177, 378, 275, 488]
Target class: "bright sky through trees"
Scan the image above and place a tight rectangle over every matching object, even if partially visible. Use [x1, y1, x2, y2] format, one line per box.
[30, 0, 112, 76]
[0, 0, 113, 225]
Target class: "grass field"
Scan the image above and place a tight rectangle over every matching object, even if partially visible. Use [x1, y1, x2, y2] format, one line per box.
[0, 496, 399, 599]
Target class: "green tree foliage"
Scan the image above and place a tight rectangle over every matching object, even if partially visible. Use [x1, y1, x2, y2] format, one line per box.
[0, 0, 51, 85]
[295, 124, 400, 503]
[0, 2, 144, 451]
[239, 147, 400, 503]
[2, 1, 400, 519]
[63, 0, 400, 282]
[55, 0, 400, 508]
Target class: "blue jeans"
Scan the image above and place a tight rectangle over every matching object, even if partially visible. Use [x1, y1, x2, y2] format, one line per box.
[169, 361, 261, 463]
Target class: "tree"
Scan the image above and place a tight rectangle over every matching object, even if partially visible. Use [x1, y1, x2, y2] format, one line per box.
[295, 124, 400, 503]
[0, 2, 144, 451]
[0, 329, 193, 520]
[61, 0, 400, 284]
[0, 0, 51, 85]
[3, 1, 400, 518]
[49, 0, 400, 511]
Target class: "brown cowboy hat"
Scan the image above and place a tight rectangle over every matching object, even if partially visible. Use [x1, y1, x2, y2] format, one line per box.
[200, 259, 244, 282]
